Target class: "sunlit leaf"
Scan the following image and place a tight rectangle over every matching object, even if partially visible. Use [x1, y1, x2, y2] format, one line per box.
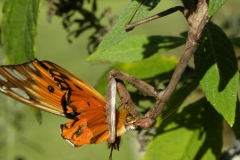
[194, 22, 238, 126]
[1, 0, 42, 123]
[144, 98, 222, 160]
[208, 0, 228, 16]
[232, 98, 240, 139]
[2, 0, 41, 64]
[97, 0, 160, 52]
[96, 54, 178, 95]
[89, 35, 185, 62]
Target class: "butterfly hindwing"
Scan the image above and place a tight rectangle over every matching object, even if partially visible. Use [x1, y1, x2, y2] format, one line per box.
[38, 60, 111, 145]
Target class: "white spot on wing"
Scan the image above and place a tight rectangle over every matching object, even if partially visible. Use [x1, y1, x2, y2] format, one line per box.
[4, 67, 27, 80]
[13, 69, 27, 80]
[10, 87, 30, 99]
[0, 74, 8, 82]
[60, 126, 76, 146]
[27, 63, 36, 71]
[65, 139, 75, 146]
[0, 86, 7, 93]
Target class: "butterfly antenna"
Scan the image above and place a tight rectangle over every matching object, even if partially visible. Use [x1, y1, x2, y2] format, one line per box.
[162, 105, 180, 121]
[162, 99, 186, 121]
[108, 145, 113, 160]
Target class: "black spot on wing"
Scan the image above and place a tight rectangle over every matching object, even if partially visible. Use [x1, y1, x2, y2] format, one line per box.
[92, 96, 98, 100]
[38, 61, 49, 70]
[57, 80, 70, 90]
[61, 91, 80, 119]
[48, 69, 71, 91]
[74, 84, 83, 91]
[48, 85, 54, 93]
[75, 126, 83, 137]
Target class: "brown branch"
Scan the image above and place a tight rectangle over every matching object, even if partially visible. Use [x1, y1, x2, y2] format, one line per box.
[111, 0, 210, 130]
[145, 0, 210, 120]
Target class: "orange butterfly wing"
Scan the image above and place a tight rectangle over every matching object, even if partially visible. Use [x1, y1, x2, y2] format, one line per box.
[0, 59, 110, 146]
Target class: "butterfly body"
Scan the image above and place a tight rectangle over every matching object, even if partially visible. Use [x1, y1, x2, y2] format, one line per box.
[0, 59, 134, 147]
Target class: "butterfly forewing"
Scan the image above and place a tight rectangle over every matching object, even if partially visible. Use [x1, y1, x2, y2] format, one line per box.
[40, 60, 105, 101]
[0, 59, 113, 146]
[0, 60, 66, 116]
[0, 59, 106, 116]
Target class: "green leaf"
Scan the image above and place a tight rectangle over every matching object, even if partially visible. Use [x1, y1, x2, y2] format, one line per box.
[89, 35, 185, 63]
[97, 0, 160, 52]
[194, 22, 238, 126]
[114, 54, 179, 79]
[231, 37, 240, 48]
[1, 0, 42, 123]
[144, 98, 222, 160]
[95, 54, 178, 95]
[155, 79, 199, 127]
[1, 0, 41, 64]
[232, 97, 240, 139]
[30, 107, 42, 124]
[208, 0, 228, 16]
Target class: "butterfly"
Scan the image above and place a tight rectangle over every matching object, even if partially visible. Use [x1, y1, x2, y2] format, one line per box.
[0, 59, 136, 149]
